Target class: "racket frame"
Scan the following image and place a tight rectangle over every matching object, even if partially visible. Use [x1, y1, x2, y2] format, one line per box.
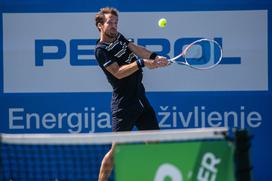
[169, 38, 223, 70]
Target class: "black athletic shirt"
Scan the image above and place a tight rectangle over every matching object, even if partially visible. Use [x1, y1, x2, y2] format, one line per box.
[95, 33, 145, 112]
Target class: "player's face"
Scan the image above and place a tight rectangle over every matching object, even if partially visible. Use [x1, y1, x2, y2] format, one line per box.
[102, 14, 118, 39]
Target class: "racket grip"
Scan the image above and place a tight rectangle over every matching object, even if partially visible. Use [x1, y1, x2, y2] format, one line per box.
[168, 59, 175, 64]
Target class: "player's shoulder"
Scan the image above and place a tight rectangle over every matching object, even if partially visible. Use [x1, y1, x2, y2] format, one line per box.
[95, 32, 129, 51]
[117, 33, 128, 42]
[95, 39, 108, 50]
[117, 33, 131, 46]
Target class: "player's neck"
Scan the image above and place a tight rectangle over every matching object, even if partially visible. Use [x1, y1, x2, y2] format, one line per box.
[100, 34, 117, 44]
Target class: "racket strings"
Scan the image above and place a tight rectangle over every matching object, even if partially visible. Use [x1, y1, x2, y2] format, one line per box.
[183, 39, 223, 70]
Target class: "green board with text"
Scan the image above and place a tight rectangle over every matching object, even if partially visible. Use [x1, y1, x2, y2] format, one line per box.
[114, 141, 235, 181]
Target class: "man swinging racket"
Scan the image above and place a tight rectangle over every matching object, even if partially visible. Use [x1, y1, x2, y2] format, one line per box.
[95, 7, 168, 181]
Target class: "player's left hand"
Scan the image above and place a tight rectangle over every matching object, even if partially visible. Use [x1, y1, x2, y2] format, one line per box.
[154, 56, 169, 67]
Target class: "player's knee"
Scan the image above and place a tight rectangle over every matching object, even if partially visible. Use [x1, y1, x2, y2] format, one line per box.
[102, 150, 114, 167]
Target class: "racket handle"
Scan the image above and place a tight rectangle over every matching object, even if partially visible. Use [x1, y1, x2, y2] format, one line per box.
[168, 59, 175, 64]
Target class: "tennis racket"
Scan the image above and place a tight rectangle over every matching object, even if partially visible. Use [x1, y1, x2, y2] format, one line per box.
[168, 38, 223, 70]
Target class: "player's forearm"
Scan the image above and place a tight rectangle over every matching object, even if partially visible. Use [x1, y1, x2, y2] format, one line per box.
[128, 43, 153, 59]
[116, 62, 140, 79]
[135, 47, 153, 59]
[108, 61, 140, 79]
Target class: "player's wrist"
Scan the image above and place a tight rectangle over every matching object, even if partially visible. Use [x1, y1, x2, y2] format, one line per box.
[136, 59, 145, 69]
[149, 52, 158, 60]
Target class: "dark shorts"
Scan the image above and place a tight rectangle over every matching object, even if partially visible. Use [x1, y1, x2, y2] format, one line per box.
[111, 99, 159, 132]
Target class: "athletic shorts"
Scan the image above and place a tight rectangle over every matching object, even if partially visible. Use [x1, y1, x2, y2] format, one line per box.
[111, 98, 159, 132]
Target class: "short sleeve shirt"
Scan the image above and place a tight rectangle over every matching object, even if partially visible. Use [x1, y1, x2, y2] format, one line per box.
[95, 33, 145, 111]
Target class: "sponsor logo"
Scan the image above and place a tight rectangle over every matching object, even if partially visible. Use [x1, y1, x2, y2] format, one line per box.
[35, 38, 241, 67]
[3, 11, 267, 92]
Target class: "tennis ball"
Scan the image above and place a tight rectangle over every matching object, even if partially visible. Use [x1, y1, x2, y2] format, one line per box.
[158, 18, 167, 28]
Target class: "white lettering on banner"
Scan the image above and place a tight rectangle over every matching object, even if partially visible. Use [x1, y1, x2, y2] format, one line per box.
[3, 10, 268, 93]
[154, 163, 183, 181]
[197, 153, 221, 181]
[8, 105, 262, 133]
[9, 108, 24, 129]
[158, 106, 262, 129]
[8, 107, 111, 133]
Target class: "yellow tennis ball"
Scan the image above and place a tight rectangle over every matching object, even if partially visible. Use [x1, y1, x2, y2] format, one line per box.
[158, 18, 167, 28]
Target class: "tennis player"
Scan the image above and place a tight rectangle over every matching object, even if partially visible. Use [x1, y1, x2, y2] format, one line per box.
[95, 7, 168, 181]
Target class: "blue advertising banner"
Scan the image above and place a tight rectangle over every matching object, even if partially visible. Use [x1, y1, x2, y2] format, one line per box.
[1, 0, 271, 180]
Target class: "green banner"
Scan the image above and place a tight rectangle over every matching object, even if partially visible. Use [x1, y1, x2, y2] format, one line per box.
[114, 140, 235, 181]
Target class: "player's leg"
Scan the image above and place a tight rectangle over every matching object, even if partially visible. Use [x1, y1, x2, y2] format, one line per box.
[98, 111, 134, 181]
[135, 98, 160, 130]
[98, 143, 116, 181]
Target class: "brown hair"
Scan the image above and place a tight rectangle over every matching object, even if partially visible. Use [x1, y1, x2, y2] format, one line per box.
[95, 7, 119, 31]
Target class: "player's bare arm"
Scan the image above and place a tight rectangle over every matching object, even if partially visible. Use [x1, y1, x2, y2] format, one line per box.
[128, 42, 169, 67]
[105, 61, 140, 79]
[105, 43, 169, 79]
[105, 57, 168, 79]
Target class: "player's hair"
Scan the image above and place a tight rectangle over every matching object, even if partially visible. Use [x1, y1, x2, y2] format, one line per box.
[95, 7, 119, 31]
